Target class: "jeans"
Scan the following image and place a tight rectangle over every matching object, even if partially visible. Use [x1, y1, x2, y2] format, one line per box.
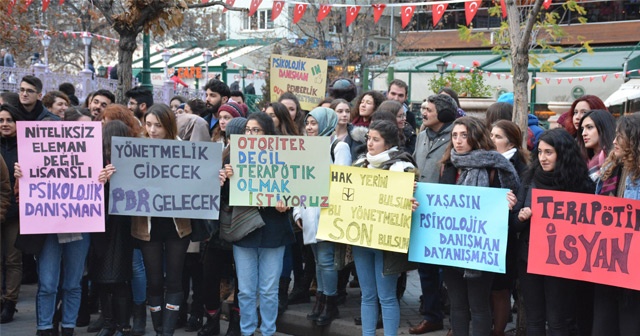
[131, 248, 146, 305]
[310, 241, 337, 296]
[233, 245, 285, 336]
[417, 263, 444, 323]
[442, 267, 493, 336]
[592, 284, 640, 335]
[36, 234, 90, 330]
[518, 261, 576, 336]
[352, 246, 399, 336]
[1, 217, 22, 302]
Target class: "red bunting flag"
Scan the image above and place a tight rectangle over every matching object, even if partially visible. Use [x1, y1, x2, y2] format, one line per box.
[25, 0, 34, 8]
[346, 6, 361, 27]
[615, 73, 621, 79]
[72, 32, 77, 38]
[557, 78, 562, 84]
[602, 74, 607, 82]
[248, 0, 261, 17]
[500, 0, 507, 18]
[60, 0, 64, 5]
[63, 32, 68, 37]
[8, 0, 16, 15]
[589, 76, 595, 82]
[535, 78, 541, 83]
[568, 78, 573, 83]
[543, 0, 552, 10]
[487, 72, 492, 77]
[465, 0, 482, 26]
[401, 6, 415, 29]
[223, 0, 235, 13]
[432, 3, 448, 27]
[372, 4, 386, 24]
[505, 74, 510, 79]
[579, 77, 584, 81]
[451, 63, 457, 69]
[293, 3, 307, 24]
[43, 0, 50, 12]
[317, 4, 331, 22]
[272, 1, 284, 21]
[202, 0, 208, 3]
[460, 66, 466, 72]
[545, 78, 550, 84]
[497, 74, 502, 79]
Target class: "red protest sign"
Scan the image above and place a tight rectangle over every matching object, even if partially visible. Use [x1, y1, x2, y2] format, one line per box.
[528, 189, 640, 290]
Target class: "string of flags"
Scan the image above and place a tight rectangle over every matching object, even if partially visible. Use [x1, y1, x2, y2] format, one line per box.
[30, 28, 120, 44]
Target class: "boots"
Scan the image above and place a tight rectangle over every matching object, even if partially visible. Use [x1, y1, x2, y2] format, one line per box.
[288, 271, 312, 305]
[0, 300, 17, 323]
[148, 296, 164, 335]
[96, 293, 116, 336]
[197, 309, 220, 336]
[224, 307, 240, 336]
[277, 278, 290, 315]
[316, 295, 339, 326]
[306, 293, 325, 321]
[61, 327, 75, 336]
[113, 297, 132, 336]
[131, 302, 146, 336]
[162, 292, 183, 336]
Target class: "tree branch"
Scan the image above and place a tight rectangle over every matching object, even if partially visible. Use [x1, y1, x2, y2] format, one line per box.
[187, 1, 246, 12]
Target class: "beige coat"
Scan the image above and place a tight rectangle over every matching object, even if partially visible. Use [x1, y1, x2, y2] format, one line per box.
[131, 216, 191, 241]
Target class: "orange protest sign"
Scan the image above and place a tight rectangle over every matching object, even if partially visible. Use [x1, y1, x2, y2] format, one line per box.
[528, 189, 640, 290]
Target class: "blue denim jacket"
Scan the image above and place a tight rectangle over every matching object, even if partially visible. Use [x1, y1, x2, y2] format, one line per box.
[624, 176, 640, 200]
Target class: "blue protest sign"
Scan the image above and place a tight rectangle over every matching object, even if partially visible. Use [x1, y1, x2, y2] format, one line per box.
[408, 182, 509, 273]
[109, 137, 223, 219]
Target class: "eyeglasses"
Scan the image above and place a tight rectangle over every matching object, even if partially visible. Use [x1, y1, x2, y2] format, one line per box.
[19, 88, 38, 95]
[245, 127, 263, 134]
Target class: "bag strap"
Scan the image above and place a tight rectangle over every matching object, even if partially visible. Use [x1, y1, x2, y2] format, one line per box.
[330, 138, 338, 162]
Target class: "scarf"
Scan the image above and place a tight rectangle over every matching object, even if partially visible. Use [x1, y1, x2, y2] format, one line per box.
[450, 149, 519, 191]
[15, 100, 45, 121]
[532, 166, 562, 190]
[587, 150, 606, 183]
[365, 147, 397, 169]
[351, 115, 370, 128]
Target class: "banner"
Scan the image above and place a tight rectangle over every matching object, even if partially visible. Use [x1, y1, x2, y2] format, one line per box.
[270, 54, 328, 111]
[316, 165, 415, 253]
[408, 183, 509, 273]
[17, 121, 104, 234]
[109, 137, 222, 219]
[229, 134, 330, 207]
[529, 189, 640, 291]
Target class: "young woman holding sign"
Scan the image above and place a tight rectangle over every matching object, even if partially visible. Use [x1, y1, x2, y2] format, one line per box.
[293, 107, 351, 326]
[351, 120, 418, 336]
[131, 104, 192, 336]
[220, 112, 295, 336]
[513, 128, 595, 336]
[439, 117, 519, 336]
[591, 114, 640, 335]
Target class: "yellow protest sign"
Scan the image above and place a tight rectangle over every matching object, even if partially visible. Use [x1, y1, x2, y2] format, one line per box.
[270, 54, 328, 111]
[316, 165, 415, 253]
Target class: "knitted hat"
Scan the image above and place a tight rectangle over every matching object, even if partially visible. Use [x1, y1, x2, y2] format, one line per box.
[218, 101, 243, 119]
[225, 117, 247, 139]
[307, 107, 338, 136]
[497, 92, 514, 105]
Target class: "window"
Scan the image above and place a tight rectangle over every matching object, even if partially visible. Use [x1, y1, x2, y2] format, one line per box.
[243, 10, 274, 30]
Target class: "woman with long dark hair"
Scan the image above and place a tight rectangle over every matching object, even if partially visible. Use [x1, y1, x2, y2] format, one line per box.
[265, 102, 299, 135]
[278, 92, 306, 133]
[591, 114, 640, 335]
[351, 91, 385, 127]
[513, 128, 595, 336]
[576, 109, 617, 182]
[439, 117, 519, 336]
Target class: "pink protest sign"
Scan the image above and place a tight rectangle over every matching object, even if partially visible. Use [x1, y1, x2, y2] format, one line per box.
[17, 121, 105, 234]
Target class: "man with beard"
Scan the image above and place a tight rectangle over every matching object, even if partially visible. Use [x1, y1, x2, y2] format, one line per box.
[16, 76, 59, 121]
[88, 89, 115, 119]
[125, 87, 154, 120]
[203, 79, 230, 135]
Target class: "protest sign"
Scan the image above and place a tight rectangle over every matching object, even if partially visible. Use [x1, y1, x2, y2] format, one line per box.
[270, 54, 328, 110]
[17, 121, 104, 234]
[316, 165, 415, 253]
[109, 137, 222, 219]
[528, 189, 640, 290]
[408, 183, 509, 273]
[229, 134, 330, 207]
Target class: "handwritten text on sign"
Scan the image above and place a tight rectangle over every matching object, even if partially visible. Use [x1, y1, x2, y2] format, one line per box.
[270, 54, 328, 110]
[229, 135, 330, 207]
[529, 189, 640, 290]
[316, 165, 415, 253]
[408, 183, 509, 273]
[17, 121, 104, 234]
[109, 137, 222, 219]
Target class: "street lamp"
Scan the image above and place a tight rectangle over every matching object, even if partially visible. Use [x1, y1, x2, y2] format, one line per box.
[98, 65, 106, 78]
[41, 34, 51, 70]
[436, 59, 447, 79]
[238, 65, 248, 93]
[162, 50, 172, 81]
[202, 50, 212, 85]
[81, 32, 92, 72]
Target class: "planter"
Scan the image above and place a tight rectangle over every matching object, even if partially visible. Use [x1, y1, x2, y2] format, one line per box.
[547, 101, 572, 115]
[459, 97, 497, 117]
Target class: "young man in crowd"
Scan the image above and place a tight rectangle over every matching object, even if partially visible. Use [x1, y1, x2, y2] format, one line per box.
[126, 87, 154, 120]
[88, 89, 115, 119]
[17, 76, 59, 121]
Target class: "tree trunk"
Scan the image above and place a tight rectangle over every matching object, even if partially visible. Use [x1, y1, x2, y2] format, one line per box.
[116, 32, 138, 104]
